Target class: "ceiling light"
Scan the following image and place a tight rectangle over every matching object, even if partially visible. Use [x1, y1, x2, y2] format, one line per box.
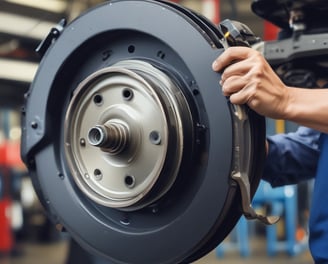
[4, 0, 67, 13]
[0, 58, 38, 83]
[0, 12, 55, 40]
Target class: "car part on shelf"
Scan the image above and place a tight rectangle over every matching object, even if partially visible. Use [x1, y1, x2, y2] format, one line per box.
[21, 1, 267, 263]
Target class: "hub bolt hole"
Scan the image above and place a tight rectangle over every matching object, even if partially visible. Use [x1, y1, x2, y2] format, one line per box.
[93, 94, 103, 106]
[94, 169, 103, 181]
[122, 88, 133, 101]
[125, 175, 135, 188]
[149, 130, 161, 145]
[128, 45, 135, 53]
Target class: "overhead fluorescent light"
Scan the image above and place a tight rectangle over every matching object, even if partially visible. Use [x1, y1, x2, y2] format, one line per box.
[0, 12, 55, 40]
[0, 58, 38, 83]
[4, 0, 68, 13]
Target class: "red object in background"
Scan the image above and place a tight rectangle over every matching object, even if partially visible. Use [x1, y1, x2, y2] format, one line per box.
[201, 0, 220, 25]
[0, 141, 25, 170]
[213, 0, 220, 24]
[0, 144, 6, 166]
[0, 199, 13, 253]
[0, 141, 24, 253]
[263, 20, 280, 41]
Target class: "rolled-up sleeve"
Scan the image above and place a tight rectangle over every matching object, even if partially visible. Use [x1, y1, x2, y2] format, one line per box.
[263, 126, 321, 187]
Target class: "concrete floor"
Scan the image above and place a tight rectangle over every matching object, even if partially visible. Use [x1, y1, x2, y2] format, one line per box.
[0, 237, 313, 264]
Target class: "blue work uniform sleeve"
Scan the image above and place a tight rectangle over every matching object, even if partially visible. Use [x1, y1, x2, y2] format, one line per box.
[263, 126, 321, 187]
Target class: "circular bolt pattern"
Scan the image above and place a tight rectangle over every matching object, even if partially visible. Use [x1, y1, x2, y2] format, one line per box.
[64, 60, 188, 208]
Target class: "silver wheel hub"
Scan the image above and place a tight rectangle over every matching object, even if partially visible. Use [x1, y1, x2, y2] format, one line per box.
[64, 60, 192, 208]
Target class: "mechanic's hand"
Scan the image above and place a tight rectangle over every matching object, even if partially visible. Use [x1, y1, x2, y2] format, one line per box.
[212, 47, 290, 120]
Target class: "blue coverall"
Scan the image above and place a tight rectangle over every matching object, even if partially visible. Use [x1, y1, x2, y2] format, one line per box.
[264, 126, 328, 263]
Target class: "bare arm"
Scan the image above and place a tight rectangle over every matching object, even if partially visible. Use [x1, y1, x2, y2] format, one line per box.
[212, 47, 328, 133]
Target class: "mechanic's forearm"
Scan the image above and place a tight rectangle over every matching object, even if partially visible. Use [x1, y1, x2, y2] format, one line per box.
[284, 87, 328, 133]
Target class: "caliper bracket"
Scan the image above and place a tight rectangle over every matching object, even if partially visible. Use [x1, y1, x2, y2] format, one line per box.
[229, 103, 279, 225]
[219, 19, 279, 225]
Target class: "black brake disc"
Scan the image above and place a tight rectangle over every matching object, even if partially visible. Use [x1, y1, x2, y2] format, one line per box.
[21, 1, 266, 263]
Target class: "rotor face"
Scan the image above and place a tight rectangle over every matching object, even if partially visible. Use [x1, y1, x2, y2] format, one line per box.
[21, 1, 265, 263]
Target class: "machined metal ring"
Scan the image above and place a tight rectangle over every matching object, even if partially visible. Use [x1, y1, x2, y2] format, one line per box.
[64, 60, 192, 209]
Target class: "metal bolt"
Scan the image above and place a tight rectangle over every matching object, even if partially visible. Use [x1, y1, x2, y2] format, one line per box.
[58, 172, 64, 180]
[31, 121, 38, 129]
[80, 138, 86, 147]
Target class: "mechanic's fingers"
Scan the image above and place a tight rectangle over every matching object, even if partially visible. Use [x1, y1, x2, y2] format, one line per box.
[221, 75, 246, 97]
[212, 46, 253, 72]
[220, 60, 250, 83]
[228, 84, 254, 105]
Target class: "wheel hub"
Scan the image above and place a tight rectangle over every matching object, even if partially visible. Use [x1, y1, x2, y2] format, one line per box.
[64, 60, 191, 209]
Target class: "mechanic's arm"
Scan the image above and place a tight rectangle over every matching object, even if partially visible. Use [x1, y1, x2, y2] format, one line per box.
[212, 47, 328, 133]
[263, 127, 321, 187]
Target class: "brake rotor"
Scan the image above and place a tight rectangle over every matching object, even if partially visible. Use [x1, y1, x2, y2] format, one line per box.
[21, 0, 266, 263]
